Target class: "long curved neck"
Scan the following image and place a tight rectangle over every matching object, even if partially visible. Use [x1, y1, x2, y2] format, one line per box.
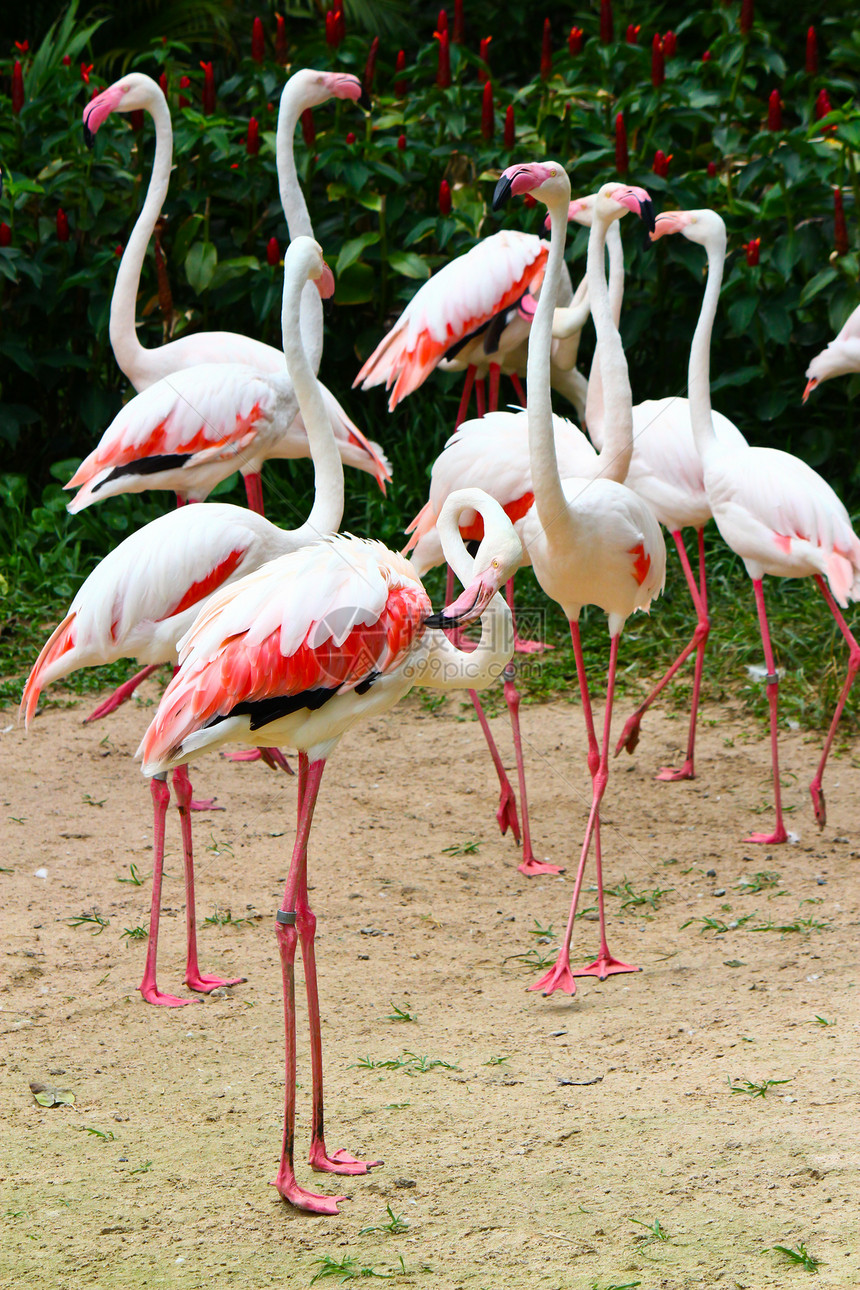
[276, 77, 323, 374]
[585, 213, 632, 482]
[109, 93, 173, 380]
[528, 192, 573, 534]
[281, 265, 343, 540]
[687, 234, 725, 462]
[584, 220, 624, 449]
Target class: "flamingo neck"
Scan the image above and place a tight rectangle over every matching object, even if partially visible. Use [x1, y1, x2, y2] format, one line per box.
[109, 90, 173, 385]
[528, 191, 572, 535]
[276, 77, 323, 374]
[584, 220, 624, 450]
[585, 210, 632, 483]
[687, 234, 725, 463]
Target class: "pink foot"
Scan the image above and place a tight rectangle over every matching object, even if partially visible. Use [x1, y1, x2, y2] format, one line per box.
[514, 638, 554, 655]
[572, 953, 641, 981]
[223, 747, 294, 774]
[518, 853, 564, 877]
[528, 951, 577, 997]
[185, 971, 247, 993]
[496, 782, 521, 844]
[190, 797, 225, 812]
[744, 827, 789, 845]
[271, 1172, 346, 1216]
[614, 711, 642, 758]
[656, 760, 695, 782]
[309, 1145, 382, 1176]
[809, 781, 826, 829]
[139, 982, 198, 1008]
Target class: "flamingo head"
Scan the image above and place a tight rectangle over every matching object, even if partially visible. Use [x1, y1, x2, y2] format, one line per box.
[287, 235, 335, 299]
[802, 375, 819, 403]
[426, 490, 522, 630]
[803, 347, 849, 401]
[290, 69, 371, 112]
[651, 207, 726, 251]
[492, 161, 570, 212]
[595, 182, 656, 233]
[543, 195, 596, 231]
[83, 72, 158, 147]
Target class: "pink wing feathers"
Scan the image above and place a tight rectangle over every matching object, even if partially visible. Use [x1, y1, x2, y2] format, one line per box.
[354, 231, 549, 410]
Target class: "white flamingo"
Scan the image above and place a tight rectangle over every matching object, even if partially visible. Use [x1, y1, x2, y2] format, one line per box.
[804, 302, 860, 401]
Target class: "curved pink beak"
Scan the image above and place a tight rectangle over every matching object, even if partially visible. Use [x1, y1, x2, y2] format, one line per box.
[802, 377, 817, 405]
[82, 83, 125, 139]
[650, 210, 693, 242]
[316, 261, 335, 300]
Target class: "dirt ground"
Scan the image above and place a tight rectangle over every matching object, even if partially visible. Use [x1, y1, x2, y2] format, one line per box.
[1, 676, 859, 1290]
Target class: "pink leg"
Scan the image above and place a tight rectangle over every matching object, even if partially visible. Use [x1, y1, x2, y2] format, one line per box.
[507, 577, 554, 655]
[222, 747, 295, 774]
[509, 372, 526, 405]
[475, 376, 487, 418]
[488, 362, 501, 413]
[243, 471, 266, 516]
[468, 689, 521, 842]
[614, 528, 709, 779]
[138, 775, 194, 1008]
[172, 765, 246, 994]
[84, 663, 161, 724]
[808, 575, 860, 828]
[455, 365, 477, 428]
[503, 663, 561, 876]
[745, 579, 788, 845]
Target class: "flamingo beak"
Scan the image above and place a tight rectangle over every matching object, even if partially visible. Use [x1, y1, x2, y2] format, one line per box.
[802, 377, 817, 404]
[426, 566, 501, 629]
[493, 173, 514, 211]
[316, 261, 336, 300]
[358, 86, 372, 111]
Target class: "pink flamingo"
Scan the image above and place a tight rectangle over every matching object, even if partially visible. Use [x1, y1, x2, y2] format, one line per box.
[653, 207, 860, 838]
[23, 237, 347, 1005]
[82, 70, 389, 514]
[494, 165, 665, 996]
[139, 487, 522, 1213]
[804, 302, 860, 401]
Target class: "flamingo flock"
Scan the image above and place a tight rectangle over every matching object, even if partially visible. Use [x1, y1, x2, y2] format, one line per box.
[17, 56, 860, 1218]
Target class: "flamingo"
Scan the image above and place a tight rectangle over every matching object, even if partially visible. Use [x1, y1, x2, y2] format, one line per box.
[22, 236, 347, 1006]
[494, 165, 665, 996]
[138, 487, 522, 1213]
[353, 226, 586, 425]
[82, 69, 389, 513]
[804, 302, 860, 401]
[653, 207, 860, 839]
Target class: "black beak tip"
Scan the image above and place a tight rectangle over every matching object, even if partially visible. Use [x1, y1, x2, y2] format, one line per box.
[492, 174, 513, 212]
[424, 611, 450, 630]
[83, 120, 95, 150]
[358, 88, 372, 112]
[640, 198, 656, 235]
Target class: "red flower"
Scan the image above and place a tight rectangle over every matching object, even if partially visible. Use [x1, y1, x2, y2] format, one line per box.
[114, 244, 123, 257]
[346, 131, 356, 145]
[267, 237, 280, 267]
[439, 179, 452, 216]
[834, 187, 849, 256]
[615, 111, 628, 173]
[707, 160, 717, 177]
[702, 49, 712, 62]
[478, 36, 491, 83]
[130, 109, 144, 132]
[453, 0, 463, 43]
[80, 62, 93, 84]
[394, 49, 407, 96]
[301, 108, 315, 148]
[325, 10, 339, 48]
[247, 117, 260, 155]
[397, 133, 406, 150]
[56, 208, 70, 243]
[364, 36, 379, 97]
[600, 0, 613, 44]
[626, 24, 640, 44]
[523, 194, 537, 209]
[251, 15, 265, 63]
[0, 223, 11, 248]
[815, 88, 833, 120]
[435, 26, 451, 88]
[275, 15, 288, 64]
[767, 89, 782, 131]
[651, 34, 665, 88]
[805, 26, 818, 76]
[14, 40, 28, 52]
[652, 150, 671, 178]
[540, 18, 552, 79]
[437, 9, 448, 34]
[744, 237, 760, 266]
[179, 74, 191, 109]
[663, 30, 677, 58]
[62, 55, 71, 67]
[568, 26, 584, 55]
[200, 62, 215, 115]
[159, 72, 168, 96]
[11, 60, 23, 114]
[504, 103, 515, 149]
[740, 0, 753, 35]
[481, 80, 493, 141]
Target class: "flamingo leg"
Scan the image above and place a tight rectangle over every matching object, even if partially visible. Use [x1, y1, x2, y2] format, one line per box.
[488, 361, 501, 413]
[475, 376, 487, 418]
[243, 470, 266, 516]
[808, 575, 860, 829]
[84, 663, 161, 724]
[509, 372, 526, 405]
[507, 576, 554, 654]
[614, 528, 709, 779]
[455, 365, 477, 428]
[467, 689, 521, 842]
[503, 662, 561, 876]
[222, 746, 295, 774]
[138, 775, 194, 1008]
[746, 579, 788, 844]
[171, 764, 246, 995]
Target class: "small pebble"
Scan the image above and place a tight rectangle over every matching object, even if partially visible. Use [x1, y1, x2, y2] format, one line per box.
[706, 868, 717, 878]
[713, 888, 726, 897]
[394, 1178, 416, 1189]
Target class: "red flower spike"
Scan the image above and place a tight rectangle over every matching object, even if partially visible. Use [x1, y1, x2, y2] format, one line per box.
[0, 223, 12, 248]
[179, 74, 191, 109]
[437, 9, 448, 34]
[267, 237, 280, 267]
[652, 150, 671, 178]
[301, 108, 316, 148]
[62, 54, 71, 67]
[767, 89, 782, 131]
[745, 238, 760, 266]
[275, 14, 288, 64]
[80, 62, 93, 85]
[200, 62, 215, 115]
[834, 187, 849, 256]
[11, 60, 23, 113]
[251, 15, 265, 63]
[14, 40, 28, 52]
[540, 18, 552, 79]
[626, 24, 640, 44]
[336, 4, 346, 43]
[325, 10, 339, 48]
[815, 88, 832, 120]
[663, 30, 677, 58]
[397, 133, 406, 150]
[481, 80, 493, 141]
[523, 194, 537, 209]
[394, 49, 407, 96]
[439, 179, 452, 216]
[247, 117, 260, 155]
[159, 72, 168, 96]
[346, 131, 356, 145]
[740, 0, 753, 35]
[435, 27, 451, 88]
[114, 244, 123, 257]
[364, 36, 379, 97]
[56, 208, 70, 243]
[600, 0, 613, 45]
[707, 160, 717, 177]
[615, 111, 628, 174]
[568, 26, 584, 55]
[453, 0, 464, 42]
[806, 26, 818, 76]
[651, 33, 665, 88]
[504, 102, 515, 149]
[702, 49, 712, 62]
[478, 36, 491, 83]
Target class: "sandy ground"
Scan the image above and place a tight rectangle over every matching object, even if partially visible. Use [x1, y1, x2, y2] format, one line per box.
[1, 677, 859, 1290]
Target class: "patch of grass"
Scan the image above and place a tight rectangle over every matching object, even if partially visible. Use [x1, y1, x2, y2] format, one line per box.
[736, 870, 781, 893]
[82, 793, 105, 808]
[629, 1216, 671, 1244]
[728, 1077, 793, 1098]
[441, 839, 480, 856]
[605, 879, 673, 911]
[681, 912, 757, 934]
[310, 1253, 426, 1283]
[203, 908, 253, 929]
[77, 1126, 115, 1142]
[121, 926, 147, 942]
[813, 1015, 834, 1026]
[484, 1055, 511, 1066]
[351, 1051, 461, 1075]
[66, 911, 109, 935]
[129, 1160, 153, 1174]
[116, 863, 145, 886]
[508, 946, 557, 970]
[771, 1241, 820, 1271]
[750, 916, 830, 934]
[386, 1003, 416, 1024]
[359, 1204, 410, 1236]
[527, 918, 555, 939]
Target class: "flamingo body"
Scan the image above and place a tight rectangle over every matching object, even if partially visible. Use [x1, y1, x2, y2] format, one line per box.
[804, 302, 860, 399]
